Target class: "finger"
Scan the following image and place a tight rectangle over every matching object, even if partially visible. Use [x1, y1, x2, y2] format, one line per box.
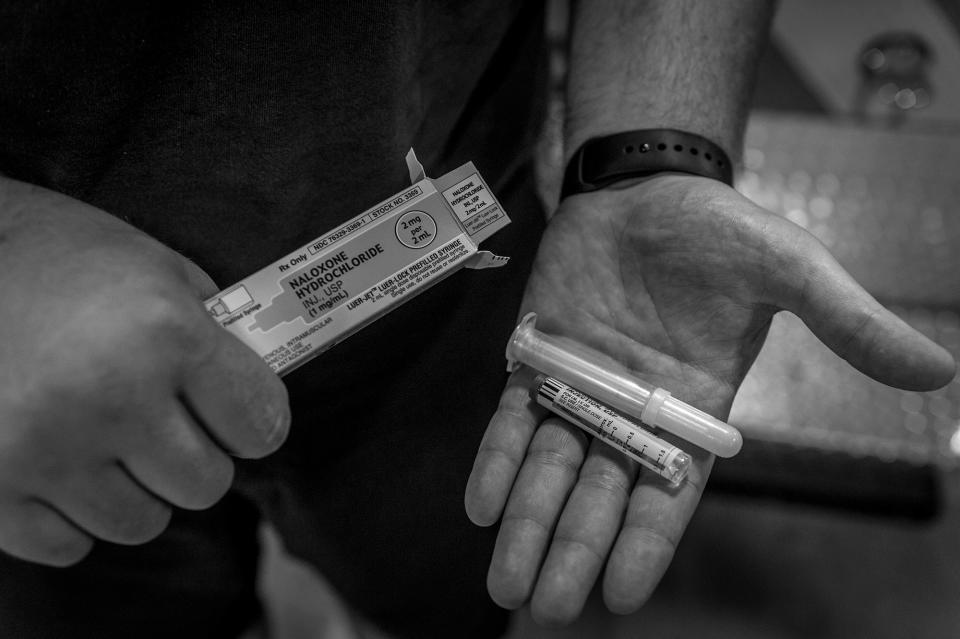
[53, 463, 173, 545]
[766, 221, 955, 390]
[486, 417, 587, 610]
[0, 498, 94, 566]
[182, 324, 291, 459]
[529, 439, 639, 626]
[122, 401, 235, 510]
[602, 449, 713, 614]
[465, 366, 549, 526]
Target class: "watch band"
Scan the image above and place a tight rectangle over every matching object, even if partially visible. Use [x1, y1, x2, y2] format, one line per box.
[561, 129, 734, 199]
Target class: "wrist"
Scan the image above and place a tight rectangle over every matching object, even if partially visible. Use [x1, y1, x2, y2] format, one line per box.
[562, 1, 774, 169]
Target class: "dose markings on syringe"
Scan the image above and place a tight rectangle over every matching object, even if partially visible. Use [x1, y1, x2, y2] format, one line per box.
[533, 376, 691, 485]
[553, 389, 670, 469]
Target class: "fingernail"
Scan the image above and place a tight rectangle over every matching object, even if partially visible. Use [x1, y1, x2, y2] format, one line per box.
[262, 403, 291, 449]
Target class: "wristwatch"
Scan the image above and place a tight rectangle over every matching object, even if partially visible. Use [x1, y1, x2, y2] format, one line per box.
[561, 129, 734, 200]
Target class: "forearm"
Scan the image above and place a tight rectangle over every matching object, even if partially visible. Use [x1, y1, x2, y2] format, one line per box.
[564, 0, 776, 163]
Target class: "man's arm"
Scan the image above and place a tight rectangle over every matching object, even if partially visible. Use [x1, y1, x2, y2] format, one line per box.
[564, 0, 775, 162]
[466, 0, 954, 627]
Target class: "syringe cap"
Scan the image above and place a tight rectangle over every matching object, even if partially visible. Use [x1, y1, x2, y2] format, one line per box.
[505, 312, 539, 372]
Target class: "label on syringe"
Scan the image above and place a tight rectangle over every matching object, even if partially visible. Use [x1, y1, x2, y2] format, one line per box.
[533, 376, 691, 485]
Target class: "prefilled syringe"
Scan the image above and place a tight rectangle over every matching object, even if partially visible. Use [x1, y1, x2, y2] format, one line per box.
[506, 312, 742, 457]
[532, 375, 691, 485]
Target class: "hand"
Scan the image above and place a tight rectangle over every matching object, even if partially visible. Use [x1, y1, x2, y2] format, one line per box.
[0, 178, 290, 566]
[465, 174, 955, 624]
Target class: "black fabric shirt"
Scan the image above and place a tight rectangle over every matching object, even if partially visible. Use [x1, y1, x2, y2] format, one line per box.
[0, 3, 547, 636]
[0, 1, 543, 284]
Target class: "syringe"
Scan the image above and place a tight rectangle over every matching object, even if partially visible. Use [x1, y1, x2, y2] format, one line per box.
[506, 312, 742, 458]
[532, 375, 691, 485]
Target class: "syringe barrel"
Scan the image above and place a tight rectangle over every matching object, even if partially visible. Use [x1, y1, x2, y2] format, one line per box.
[505, 312, 742, 458]
[532, 375, 692, 485]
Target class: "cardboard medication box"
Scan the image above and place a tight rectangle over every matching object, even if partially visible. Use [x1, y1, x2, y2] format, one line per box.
[204, 151, 510, 375]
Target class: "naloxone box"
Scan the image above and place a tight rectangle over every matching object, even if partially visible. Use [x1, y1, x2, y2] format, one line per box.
[204, 151, 510, 376]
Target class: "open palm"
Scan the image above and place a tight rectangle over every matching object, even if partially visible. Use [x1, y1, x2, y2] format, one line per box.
[465, 174, 954, 625]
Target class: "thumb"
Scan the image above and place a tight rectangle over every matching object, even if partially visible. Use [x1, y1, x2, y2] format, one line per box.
[765, 225, 955, 391]
[179, 255, 221, 299]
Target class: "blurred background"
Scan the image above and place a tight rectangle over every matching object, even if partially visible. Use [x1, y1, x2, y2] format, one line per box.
[257, 1, 960, 636]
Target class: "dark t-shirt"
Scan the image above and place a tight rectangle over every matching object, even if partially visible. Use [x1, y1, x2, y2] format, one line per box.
[0, 1, 542, 281]
[0, 3, 546, 638]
